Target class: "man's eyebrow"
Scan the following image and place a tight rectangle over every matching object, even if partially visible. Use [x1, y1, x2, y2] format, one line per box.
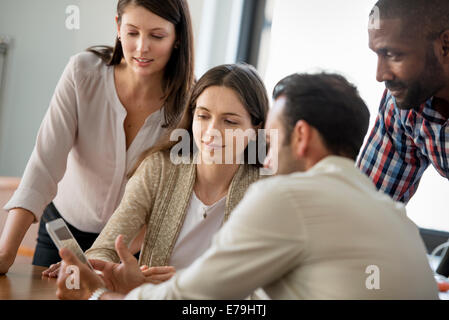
[372, 44, 403, 55]
[377, 48, 391, 54]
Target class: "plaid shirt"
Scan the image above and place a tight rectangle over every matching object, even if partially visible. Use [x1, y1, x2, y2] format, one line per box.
[357, 89, 449, 204]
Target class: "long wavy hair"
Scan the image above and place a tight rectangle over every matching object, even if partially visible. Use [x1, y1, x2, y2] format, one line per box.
[87, 0, 195, 128]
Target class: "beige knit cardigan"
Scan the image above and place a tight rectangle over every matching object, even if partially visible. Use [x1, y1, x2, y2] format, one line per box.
[85, 151, 260, 267]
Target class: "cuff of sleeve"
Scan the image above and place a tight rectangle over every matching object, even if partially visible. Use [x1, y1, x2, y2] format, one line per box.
[124, 281, 174, 300]
[85, 249, 120, 263]
[124, 285, 147, 300]
[2, 187, 48, 223]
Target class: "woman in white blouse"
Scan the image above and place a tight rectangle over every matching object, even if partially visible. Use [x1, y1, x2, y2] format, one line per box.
[0, 0, 195, 274]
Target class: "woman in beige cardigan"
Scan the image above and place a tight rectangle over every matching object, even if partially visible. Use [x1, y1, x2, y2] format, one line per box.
[79, 63, 269, 284]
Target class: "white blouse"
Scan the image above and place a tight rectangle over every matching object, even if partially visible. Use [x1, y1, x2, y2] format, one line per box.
[168, 192, 226, 270]
[4, 52, 167, 233]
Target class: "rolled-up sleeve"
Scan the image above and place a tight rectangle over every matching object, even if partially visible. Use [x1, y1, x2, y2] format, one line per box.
[3, 56, 78, 222]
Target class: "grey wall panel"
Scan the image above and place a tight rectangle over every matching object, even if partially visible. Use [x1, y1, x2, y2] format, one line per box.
[0, 0, 116, 176]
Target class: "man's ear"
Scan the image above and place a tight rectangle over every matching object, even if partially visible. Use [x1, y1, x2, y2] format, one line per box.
[438, 30, 449, 61]
[292, 120, 311, 158]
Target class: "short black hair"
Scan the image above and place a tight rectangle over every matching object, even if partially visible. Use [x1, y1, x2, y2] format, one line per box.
[373, 0, 449, 40]
[273, 73, 370, 161]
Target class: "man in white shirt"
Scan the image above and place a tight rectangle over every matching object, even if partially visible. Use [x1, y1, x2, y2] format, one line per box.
[56, 73, 439, 300]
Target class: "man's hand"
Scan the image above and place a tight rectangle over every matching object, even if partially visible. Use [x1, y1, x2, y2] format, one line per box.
[88, 235, 145, 294]
[56, 247, 105, 300]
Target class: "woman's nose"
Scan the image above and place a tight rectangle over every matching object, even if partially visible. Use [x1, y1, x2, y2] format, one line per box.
[136, 36, 150, 53]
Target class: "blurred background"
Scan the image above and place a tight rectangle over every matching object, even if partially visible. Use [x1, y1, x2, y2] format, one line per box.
[0, 0, 448, 238]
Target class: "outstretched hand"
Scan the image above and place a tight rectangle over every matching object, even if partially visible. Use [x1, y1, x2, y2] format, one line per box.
[56, 235, 146, 299]
[89, 235, 146, 294]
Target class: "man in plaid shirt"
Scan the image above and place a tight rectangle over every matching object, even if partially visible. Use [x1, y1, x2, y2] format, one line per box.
[358, 0, 449, 204]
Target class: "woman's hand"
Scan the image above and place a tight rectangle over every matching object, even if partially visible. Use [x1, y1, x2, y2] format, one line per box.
[140, 265, 176, 284]
[42, 261, 62, 278]
[0, 208, 36, 275]
[0, 252, 14, 275]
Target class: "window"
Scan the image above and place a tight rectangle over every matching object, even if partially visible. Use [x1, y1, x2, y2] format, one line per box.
[255, 0, 449, 232]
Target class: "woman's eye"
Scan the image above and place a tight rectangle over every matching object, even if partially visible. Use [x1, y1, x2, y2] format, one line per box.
[225, 120, 238, 125]
[128, 32, 138, 36]
[152, 35, 165, 40]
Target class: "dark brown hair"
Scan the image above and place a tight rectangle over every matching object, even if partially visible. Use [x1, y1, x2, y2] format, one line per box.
[273, 73, 370, 161]
[88, 0, 195, 128]
[129, 63, 269, 177]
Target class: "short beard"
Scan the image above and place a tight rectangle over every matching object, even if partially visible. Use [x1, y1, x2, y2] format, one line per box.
[392, 45, 446, 110]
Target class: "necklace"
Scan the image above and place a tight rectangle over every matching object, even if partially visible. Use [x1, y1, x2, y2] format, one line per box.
[195, 192, 226, 219]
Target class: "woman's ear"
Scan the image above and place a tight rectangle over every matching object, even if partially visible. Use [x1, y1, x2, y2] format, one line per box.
[116, 16, 121, 38]
[250, 123, 263, 141]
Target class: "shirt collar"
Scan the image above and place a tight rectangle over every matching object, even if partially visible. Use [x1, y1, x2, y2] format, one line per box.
[389, 91, 447, 125]
[308, 155, 357, 174]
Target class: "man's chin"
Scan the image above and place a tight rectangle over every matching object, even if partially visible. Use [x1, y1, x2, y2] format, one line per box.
[389, 90, 409, 109]
[394, 99, 414, 110]
[392, 93, 423, 111]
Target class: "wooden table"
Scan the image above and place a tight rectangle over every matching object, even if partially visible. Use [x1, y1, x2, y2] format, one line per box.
[0, 256, 57, 300]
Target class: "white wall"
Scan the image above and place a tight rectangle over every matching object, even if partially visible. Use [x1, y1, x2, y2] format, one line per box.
[189, 0, 244, 77]
[263, 0, 449, 232]
[0, 0, 117, 176]
[0, 0, 243, 177]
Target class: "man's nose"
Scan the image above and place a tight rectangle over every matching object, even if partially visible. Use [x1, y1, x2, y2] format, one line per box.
[376, 58, 394, 83]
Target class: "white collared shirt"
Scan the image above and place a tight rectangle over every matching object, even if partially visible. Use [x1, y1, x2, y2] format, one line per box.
[4, 52, 167, 233]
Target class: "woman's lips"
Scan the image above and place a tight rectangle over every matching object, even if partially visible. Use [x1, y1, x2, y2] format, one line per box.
[202, 142, 225, 150]
[133, 57, 154, 67]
